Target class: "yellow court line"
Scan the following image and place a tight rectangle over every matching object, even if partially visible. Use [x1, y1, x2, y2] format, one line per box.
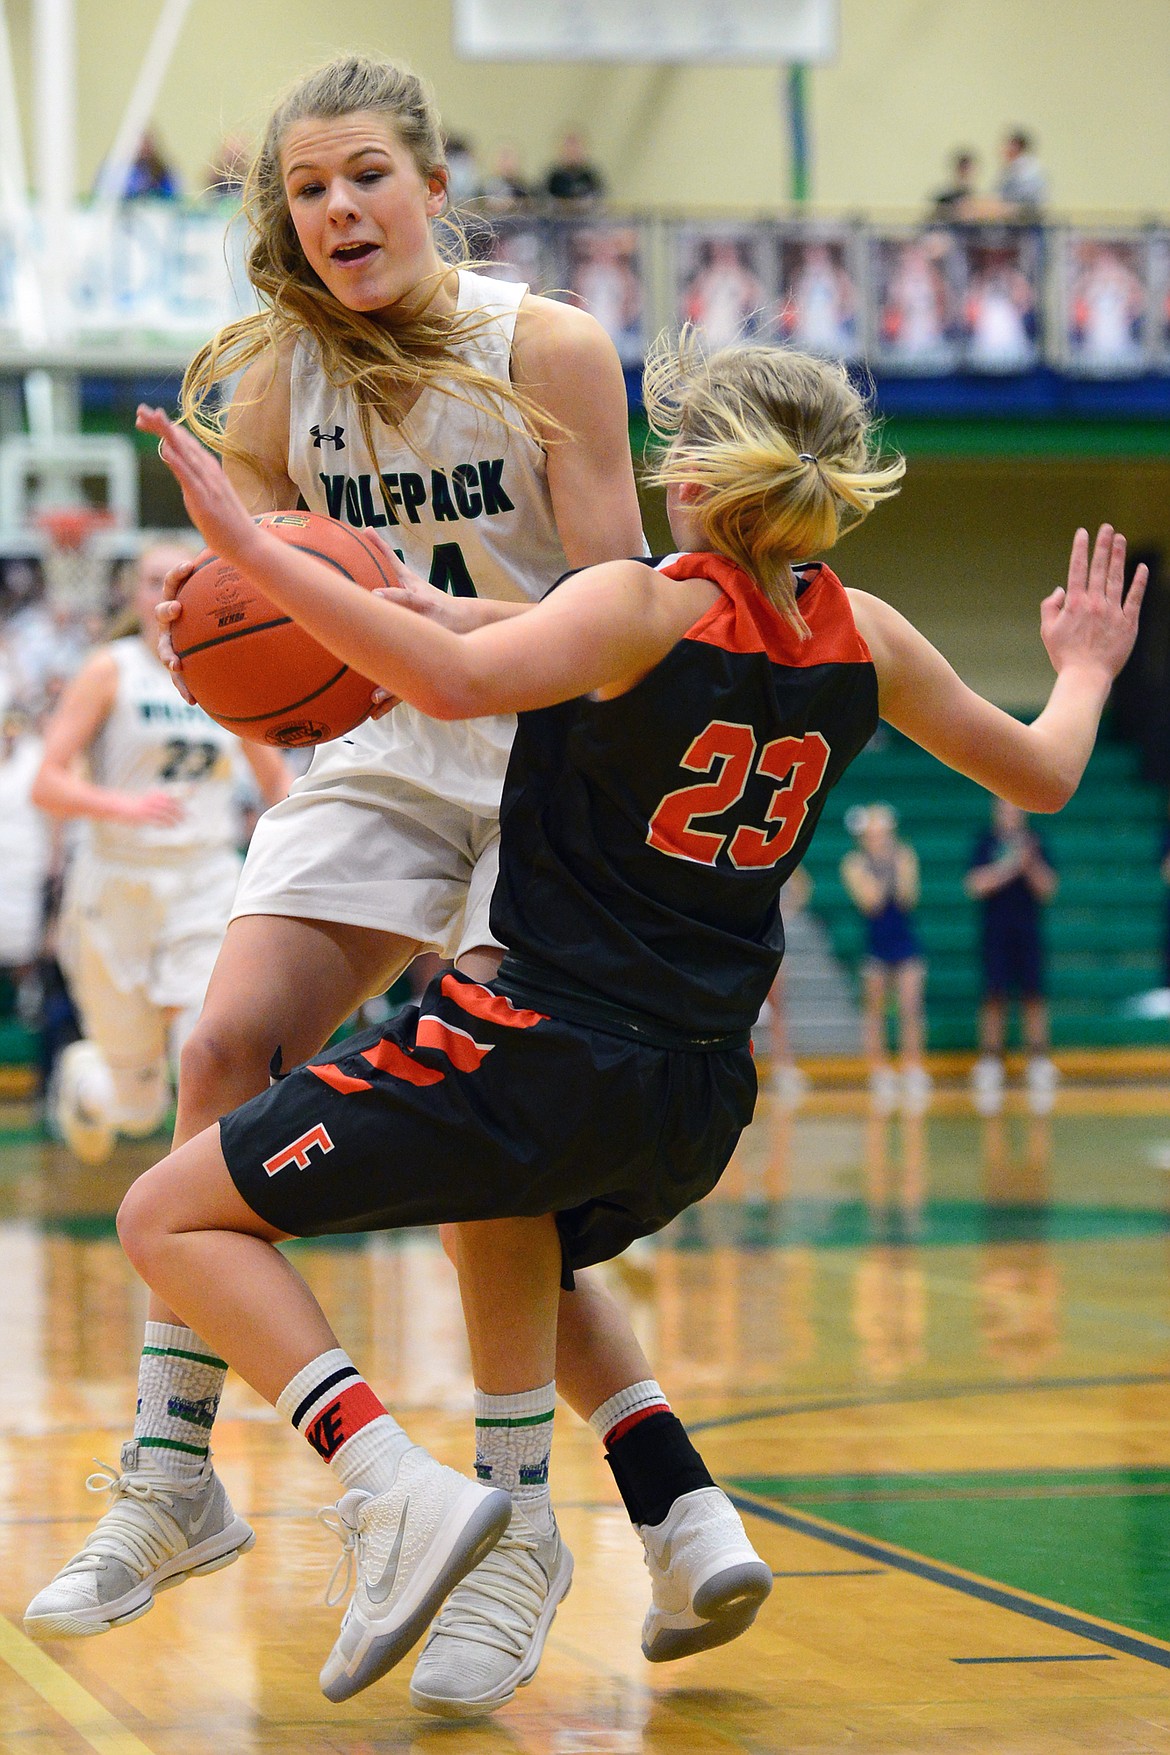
[0, 1616, 155, 1755]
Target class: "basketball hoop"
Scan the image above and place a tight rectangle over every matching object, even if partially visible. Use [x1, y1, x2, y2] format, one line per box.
[34, 507, 117, 613]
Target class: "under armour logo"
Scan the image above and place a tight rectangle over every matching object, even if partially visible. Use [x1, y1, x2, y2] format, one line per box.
[310, 424, 345, 449]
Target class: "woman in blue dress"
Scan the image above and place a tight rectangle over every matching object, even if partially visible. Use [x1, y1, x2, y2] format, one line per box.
[841, 802, 928, 1107]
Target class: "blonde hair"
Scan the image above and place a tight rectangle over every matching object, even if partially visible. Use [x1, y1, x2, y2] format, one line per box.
[643, 330, 905, 631]
[181, 55, 542, 468]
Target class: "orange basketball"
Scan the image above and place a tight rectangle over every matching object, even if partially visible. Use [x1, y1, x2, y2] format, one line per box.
[172, 512, 393, 747]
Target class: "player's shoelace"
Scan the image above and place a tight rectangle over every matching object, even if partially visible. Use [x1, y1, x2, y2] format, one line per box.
[423, 1521, 549, 1659]
[54, 1461, 187, 1581]
[318, 1500, 365, 1608]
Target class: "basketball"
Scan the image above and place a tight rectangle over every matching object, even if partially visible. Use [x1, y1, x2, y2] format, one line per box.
[171, 511, 394, 746]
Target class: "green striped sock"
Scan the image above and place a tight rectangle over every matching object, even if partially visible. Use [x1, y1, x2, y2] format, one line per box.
[474, 1382, 556, 1532]
[133, 1322, 227, 1480]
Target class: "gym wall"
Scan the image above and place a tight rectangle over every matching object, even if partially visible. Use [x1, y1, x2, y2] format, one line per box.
[7, 0, 1165, 216]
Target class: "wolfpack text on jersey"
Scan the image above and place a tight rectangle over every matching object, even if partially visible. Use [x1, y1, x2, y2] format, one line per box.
[285, 270, 569, 812]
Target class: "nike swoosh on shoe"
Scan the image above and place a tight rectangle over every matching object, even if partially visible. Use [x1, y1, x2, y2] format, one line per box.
[366, 1497, 410, 1606]
[187, 1494, 215, 1540]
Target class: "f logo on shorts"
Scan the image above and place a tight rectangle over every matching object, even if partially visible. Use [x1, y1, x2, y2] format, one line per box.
[263, 1123, 334, 1177]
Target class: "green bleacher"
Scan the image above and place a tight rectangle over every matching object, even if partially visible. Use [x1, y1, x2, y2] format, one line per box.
[802, 728, 1170, 1051]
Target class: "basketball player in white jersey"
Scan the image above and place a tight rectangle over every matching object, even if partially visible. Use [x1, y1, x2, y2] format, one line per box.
[31, 542, 289, 1165]
[28, 58, 768, 1710]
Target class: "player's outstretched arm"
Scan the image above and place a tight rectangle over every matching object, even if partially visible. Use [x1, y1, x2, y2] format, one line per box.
[850, 525, 1146, 812]
[137, 405, 712, 717]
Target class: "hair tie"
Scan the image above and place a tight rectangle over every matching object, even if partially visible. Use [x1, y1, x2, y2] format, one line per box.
[798, 452, 818, 464]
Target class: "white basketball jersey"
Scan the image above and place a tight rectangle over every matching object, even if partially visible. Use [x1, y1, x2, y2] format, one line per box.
[88, 638, 242, 859]
[285, 270, 569, 812]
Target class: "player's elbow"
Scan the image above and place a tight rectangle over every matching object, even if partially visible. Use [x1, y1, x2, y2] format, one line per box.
[1010, 771, 1076, 814]
[29, 769, 61, 815]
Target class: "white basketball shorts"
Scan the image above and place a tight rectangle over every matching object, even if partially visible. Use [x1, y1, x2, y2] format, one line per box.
[59, 848, 242, 1062]
[229, 773, 502, 962]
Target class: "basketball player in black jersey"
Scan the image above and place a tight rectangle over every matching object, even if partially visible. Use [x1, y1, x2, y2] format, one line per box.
[120, 339, 1144, 1713]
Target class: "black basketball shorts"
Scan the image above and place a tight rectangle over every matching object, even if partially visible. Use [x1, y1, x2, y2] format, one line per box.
[219, 970, 758, 1280]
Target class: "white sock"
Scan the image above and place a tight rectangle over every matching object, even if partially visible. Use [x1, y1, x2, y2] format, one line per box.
[474, 1382, 555, 1534]
[133, 1322, 227, 1480]
[588, 1379, 671, 1447]
[276, 1348, 412, 1495]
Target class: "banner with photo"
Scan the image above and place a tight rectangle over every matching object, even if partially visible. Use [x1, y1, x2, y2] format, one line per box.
[774, 224, 864, 362]
[866, 228, 963, 373]
[1150, 233, 1170, 372]
[672, 224, 773, 350]
[1056, 230, 1151, 376]
[954, 226, 1043, 373]
[555, 221, 648, 366]
[472, 217, 560, 295]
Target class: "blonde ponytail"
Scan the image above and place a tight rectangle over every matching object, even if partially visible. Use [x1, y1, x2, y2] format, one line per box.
[643, 330, 905, 631]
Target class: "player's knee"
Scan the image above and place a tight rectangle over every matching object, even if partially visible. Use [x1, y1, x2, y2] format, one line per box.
[116, 1169, 173, 1277]
[178, 1014, 268, 1110]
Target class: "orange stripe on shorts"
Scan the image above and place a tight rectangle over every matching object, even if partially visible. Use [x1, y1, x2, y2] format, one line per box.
[361, 1036, 445, 1086]
[441, 974, 548, 1030]
[416, 1015, 493, 1072]
[310, 1062, 372, 1095]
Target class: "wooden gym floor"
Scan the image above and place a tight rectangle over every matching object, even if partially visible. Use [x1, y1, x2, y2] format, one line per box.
[4, 1079, 1170, 1751]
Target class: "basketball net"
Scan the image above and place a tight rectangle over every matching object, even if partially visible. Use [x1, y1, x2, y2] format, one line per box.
[34, 508, 115, 616]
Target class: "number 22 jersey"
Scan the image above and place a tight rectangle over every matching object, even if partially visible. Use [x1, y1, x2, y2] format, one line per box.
[87, 637, 241, 860]
[493, 552, 879, 1046]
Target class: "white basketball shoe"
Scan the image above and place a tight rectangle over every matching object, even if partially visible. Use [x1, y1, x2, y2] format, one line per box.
[639, 1486, 773, 1662]
[409, 1504, 573, 1718]
[24, 1442, 254, 1638]
[53, 1040, 116, 1166]
[318, 1447, 512, 1703]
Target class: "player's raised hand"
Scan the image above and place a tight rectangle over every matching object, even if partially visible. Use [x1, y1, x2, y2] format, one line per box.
[1041, 524, 1147, 682]
[136, 406, 266, 569]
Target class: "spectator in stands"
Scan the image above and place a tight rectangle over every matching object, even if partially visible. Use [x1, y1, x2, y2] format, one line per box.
[966, 799, 1058, 1111]
[544, 130, 605, 204]
[841, 804, 930, 1111]
[996, 128, 1048, 218]
[482, 144, 531, 212]
[202, 133, 250, 201]
[120, 129, 181, 200]
[931, 150, 981, 222]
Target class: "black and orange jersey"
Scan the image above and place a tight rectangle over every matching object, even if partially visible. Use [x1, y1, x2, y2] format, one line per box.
[492, 550, 879, 1048]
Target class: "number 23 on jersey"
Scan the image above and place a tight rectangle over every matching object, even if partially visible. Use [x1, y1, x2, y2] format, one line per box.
[648, 723, 830, 869]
